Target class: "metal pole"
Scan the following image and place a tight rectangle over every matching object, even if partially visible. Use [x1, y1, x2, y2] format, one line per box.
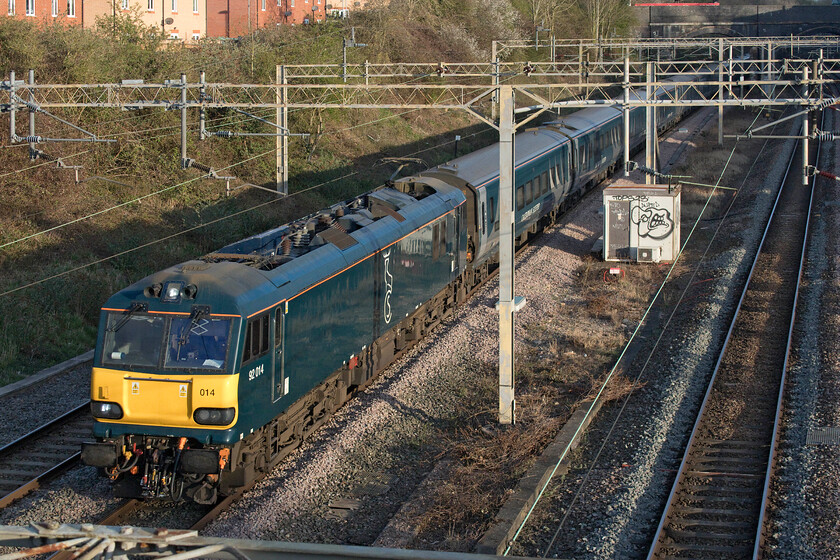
[28, 69, 36, 160]
[645, 62, 654, 185]
[498, 84, 515, 425]
[623, 55, 630, 177]
[491, 41, 498, 122]
[718, 37, 724, 146]
[9, 70, 16, 143]
[180, 73, 188, 168]
[815, 56, 821, 103]
[550, 35, 556, 67]
[803, 67, 809, 188]
[276, 64, 288, 196]
[199, 71, 206, 141]
[765, 41, 772, 100]
[342, 38, 348, 84]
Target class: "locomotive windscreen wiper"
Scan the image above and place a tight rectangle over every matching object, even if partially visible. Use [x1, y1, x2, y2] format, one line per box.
[178, 305, 210, 346]
[108, 302, 148, 332]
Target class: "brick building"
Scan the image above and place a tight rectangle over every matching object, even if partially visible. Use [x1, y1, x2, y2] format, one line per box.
[205, 0, 331, 37]
[6, 0, 82, 25]
[83, 0, 206, 41]
[4, 0, 367, 40]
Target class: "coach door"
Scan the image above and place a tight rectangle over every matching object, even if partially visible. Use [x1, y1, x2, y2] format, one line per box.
[272, 308, 286, 402]
[608, 200, 631, 260]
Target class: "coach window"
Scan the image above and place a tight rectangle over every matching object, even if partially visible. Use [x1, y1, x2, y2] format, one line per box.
[242, 313, 270, 365]
[440, 219, 447, 256]
[526, 181, 534, 205]
[516, 185, 524, 210]
[541, 172, 548, 195]
[432, 223, 440, 259]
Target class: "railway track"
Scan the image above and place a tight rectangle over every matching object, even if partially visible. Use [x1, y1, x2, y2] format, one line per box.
[646, 117, 820, 559]
[0, 402, 91, 509]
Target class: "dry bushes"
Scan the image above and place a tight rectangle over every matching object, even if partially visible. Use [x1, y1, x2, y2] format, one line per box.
[410, 254, 663, 550]
[413, 363, 564, 550]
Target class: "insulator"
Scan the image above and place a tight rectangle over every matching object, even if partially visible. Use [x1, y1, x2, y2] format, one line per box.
[818, 169, 840, 182]
[814, 97, 839, 111]
[213, 131, 235, 138]
[33, 150, 56, 162]
[19, 99, 39, 111]
[814, 130, 839, 141]
[20, 135, 42, 143]
[189, 161, 213, 173]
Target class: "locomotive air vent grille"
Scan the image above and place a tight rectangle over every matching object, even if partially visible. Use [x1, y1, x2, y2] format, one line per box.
[181, 263, 212, 271]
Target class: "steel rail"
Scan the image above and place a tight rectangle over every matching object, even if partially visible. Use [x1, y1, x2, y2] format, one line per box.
[0, 402, 90, 510]
[750, 108, 825, 559]
[646, 117, 815, 559]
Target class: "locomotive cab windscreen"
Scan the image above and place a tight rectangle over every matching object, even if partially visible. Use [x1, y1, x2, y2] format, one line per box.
[101, 311, 233, 372]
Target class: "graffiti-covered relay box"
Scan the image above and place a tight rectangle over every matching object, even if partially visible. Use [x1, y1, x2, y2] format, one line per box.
[603, 183, 681, 263]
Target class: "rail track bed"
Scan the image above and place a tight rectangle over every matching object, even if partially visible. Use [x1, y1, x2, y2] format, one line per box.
[647, 135, 815, 559]
[0, 403, 91, 510]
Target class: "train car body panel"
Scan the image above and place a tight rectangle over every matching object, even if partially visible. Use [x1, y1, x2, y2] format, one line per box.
[421, 127, 572, 266]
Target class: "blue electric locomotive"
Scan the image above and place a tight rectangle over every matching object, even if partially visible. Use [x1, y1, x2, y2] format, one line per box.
[81, 72, 707, 502]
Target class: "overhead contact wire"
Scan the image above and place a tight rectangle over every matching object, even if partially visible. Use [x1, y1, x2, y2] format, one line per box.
[0, 118, 492, 299]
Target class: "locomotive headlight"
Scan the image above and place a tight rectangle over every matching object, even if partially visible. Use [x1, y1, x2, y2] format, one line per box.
[91, 401, 123, 419]
[193, 407, 235, 426]
[161, 281, 184, 303]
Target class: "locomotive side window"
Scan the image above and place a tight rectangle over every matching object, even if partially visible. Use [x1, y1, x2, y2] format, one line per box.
[440, 219, 447, 256]
[242, 313, 270, 366]
[541, 172, 549, 195]
[432, 223, 440, 259]
[516, 186, 524, 210]
[525, 181, 533, 205]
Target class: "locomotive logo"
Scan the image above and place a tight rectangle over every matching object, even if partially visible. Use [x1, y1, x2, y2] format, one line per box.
[383, 249, 393, 324]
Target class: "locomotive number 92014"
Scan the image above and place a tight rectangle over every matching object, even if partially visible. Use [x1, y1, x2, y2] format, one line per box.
[248, 364, 265, 381]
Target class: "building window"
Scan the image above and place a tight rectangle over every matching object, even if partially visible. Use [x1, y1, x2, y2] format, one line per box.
[67, 0, 74, 15]
[147, 0, 152, 9]
[51, 0, 57, 14]
[260, 0, 264, 9]
[25, 0, 33, 15]
[170, 0, 175, 11]
[290, 0, 293, 6]
[191, 32, 200, 40]
[121, 0, 128, 8]
[7, 0, 13, 15]
[169, 31, 179, 39]
[192, 0, 197, 11]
